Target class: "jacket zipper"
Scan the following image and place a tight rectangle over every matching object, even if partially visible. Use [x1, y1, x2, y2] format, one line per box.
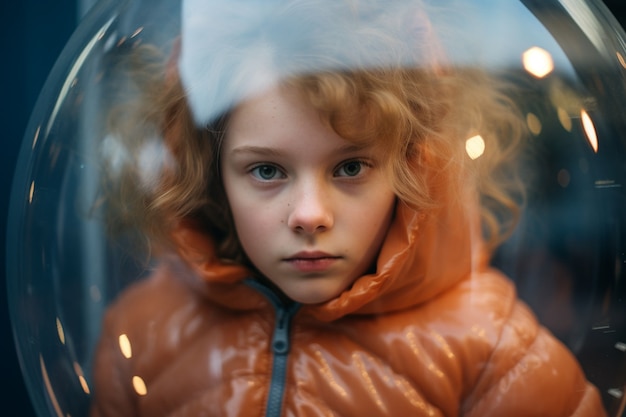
[245, 279, 301, 417]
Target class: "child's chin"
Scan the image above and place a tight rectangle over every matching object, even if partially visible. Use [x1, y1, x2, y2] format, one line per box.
[283, 282, 346, 305]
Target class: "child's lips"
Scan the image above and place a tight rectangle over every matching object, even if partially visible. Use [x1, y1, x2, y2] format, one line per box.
[284, 251, 341, 273]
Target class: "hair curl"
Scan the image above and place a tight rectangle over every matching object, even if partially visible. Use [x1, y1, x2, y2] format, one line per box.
[101, 17, 526, 264]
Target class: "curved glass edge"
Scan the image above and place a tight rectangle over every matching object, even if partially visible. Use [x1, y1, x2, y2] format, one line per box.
[5, 1, 126, 415]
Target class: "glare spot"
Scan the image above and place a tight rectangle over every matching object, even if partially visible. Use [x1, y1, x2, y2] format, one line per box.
[131, 27, 144, 38]
[40, 355, 63, 417]
[594, 180, 616, 189]
[100, 134, 130, 180]
[557, 107, 572, 132]
[32, 125, 41, 150]
[56, 318, 65, 345]
[79, 375, 91, 395]
[132, 376, 148, 396]
[581, 110, 598, 153]
[608, 388, 623, 399]
[526, 113, 542, 136]
[465, 135, 485, 160]
[138, 140, 174, 192]
[29, 181, 35, 204]
[522, 46, 554, 78]
[119, 334, 133, 359]
[617, 52, 626, 69]
[73, 362, 91, 394]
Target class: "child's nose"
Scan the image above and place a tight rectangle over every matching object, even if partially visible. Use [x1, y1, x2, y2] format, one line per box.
[287, 183, 334, 234]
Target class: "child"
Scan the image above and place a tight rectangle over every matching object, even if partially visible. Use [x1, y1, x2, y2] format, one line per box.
[91, 0, 606, 415]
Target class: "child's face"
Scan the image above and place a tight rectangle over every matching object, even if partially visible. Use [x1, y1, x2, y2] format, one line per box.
[221, 86, 396, 304]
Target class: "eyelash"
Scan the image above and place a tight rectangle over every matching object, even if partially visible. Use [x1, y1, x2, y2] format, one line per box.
[249, 164, 286, 181]
[333, 159, 372, 177]
[247, 159, 373, 182]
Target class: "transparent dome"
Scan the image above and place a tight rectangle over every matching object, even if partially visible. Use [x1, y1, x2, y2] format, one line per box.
[6, 0, 626, 415]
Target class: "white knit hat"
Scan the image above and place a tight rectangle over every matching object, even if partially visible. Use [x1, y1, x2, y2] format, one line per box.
[178, 0, 440, 125]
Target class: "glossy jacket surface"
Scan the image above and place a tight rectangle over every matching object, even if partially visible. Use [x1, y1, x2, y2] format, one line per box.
[90, 161, 607, 416]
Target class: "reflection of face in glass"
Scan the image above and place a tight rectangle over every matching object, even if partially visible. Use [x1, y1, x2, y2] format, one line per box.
[221, 86, 397, 304]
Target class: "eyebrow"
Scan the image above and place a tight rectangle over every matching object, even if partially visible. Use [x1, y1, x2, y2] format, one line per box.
[229, 143, 370, 157]
[229, 146, 285, 158]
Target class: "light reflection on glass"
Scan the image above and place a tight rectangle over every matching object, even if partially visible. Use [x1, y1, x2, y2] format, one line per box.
[73, 362, 91, 395]
[132, 375, 148, 396]
[465, 135, 485, 160]
[581, 109, 598, 153]
[56, 318, 65, 345]
[522, 46, 554, 78]
[40, 355, 64, 417]
[118, 333, 133, 359]
[45, 22, 111, 137]
[617, 52, 626, 69]
[526, 112, 542, 136]
[557, 107, 572, 132]
[79, 375, 91, 395]
[29, 181, 35, 204]
[131, 26, 144, 38]
[593, 179, 617, 189]
[31, 125, 40, 150]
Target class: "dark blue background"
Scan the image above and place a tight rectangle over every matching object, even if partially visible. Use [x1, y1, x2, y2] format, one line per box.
[1, 1, 625, 416]
[1, 1, 77, 415]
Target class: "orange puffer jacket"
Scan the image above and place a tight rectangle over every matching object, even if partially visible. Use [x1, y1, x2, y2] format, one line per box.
[90, 189, 607, 416]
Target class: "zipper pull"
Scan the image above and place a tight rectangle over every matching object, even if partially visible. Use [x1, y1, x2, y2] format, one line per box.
[272, 305, 296, 354]
[242, 279, 300, 354]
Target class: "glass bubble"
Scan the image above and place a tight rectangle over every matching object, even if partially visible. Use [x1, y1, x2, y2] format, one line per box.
[6, 0, 626, 415]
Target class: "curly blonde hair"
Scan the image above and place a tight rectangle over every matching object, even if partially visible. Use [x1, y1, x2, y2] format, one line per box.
[101, 0, 526, 264]
[101, 45, 526, 265]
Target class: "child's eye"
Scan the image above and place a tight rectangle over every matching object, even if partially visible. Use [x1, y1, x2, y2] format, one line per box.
[250, 164, 285, 181]
[334, 160, 368, 177]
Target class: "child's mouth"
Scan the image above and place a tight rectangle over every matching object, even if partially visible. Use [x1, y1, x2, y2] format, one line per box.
[284, 251, 341, 273]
